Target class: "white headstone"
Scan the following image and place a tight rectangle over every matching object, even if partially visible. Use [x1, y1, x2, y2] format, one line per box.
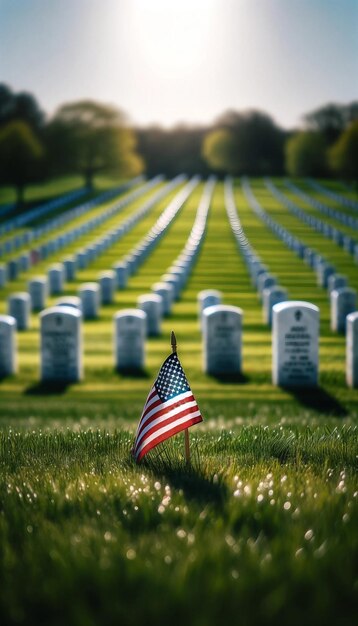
[40, 306, 83, 382]
[114, 309, 147, 371]
[0, 264, 8, 288]
[317, 263, 335, 288]
[346, 312, 358, 388]
[20, 252, 31, 272]
[257, 273, 276, 299]
[327, 274, 347, 294]
[330, 288, 357, 333]
[28, 276, 48, 311]
[55, 296, 82, 312]
[99, 271, 115, 305]
[198, 290, 222, 327]
[0, 315, 17, 376]
[262, 287, 288, 326]
[7, 259, 19, 281]
[152, 282, 174, 316]
[48, 264, 65, 295]
[137, 294, 162, 336]
[113, 262, 128, 290]
[272, 301, 319, 387]
[78, 283, 100, 319]
[202, 305, 243, 375]
[8, 292, 31, 330]
[63, 256, 77, 282]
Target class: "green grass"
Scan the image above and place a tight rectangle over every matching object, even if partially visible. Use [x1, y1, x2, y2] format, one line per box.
[0, 177, 357, 625]
[1, 426, 357, 626]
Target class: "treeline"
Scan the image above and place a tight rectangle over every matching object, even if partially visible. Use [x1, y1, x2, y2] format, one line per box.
[0, 82, 357, 205]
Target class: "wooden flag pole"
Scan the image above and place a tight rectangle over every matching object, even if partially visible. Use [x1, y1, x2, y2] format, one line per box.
[171, 331, 190, 464]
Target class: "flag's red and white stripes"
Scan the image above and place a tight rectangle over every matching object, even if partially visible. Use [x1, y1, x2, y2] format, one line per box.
[133, 386, 202, 462]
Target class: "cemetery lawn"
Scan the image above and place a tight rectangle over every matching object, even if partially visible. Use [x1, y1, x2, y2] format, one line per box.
[0, 178, 357, 625]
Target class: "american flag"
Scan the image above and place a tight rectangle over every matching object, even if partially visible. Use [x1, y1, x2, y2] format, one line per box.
[133, 352, 203, 463]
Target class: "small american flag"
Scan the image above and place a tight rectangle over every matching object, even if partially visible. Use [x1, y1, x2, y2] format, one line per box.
[133, 352, 203, 463]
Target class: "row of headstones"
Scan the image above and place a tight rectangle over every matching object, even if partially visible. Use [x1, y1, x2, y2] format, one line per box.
[146, 176, 216, 323]
[1, 176, 202, 329]
[3, 299, 357, 388]
[285, 179, 358, 230]
[199, 297, 358, 388]
[0, 175, 163, 282]
[0, 177, 215, 375]
[3, 176, 143, 253]
[225, 178, 289, 326]
[123, 176, 199, 277]
[0, 187, 87, 236]
[243, 179, 358, 332]
[307, 179, 358, 213]
[266, 179, 358, 260]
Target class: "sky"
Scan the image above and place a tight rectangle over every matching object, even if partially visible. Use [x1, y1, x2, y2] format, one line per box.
[0, 0, 357, 129]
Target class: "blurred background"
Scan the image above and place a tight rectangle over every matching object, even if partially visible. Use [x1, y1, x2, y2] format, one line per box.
[0, 0, 357, 205]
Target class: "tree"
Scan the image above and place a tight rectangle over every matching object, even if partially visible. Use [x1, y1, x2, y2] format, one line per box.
[202, 129, 236, 174]
[303, 102, 358, 145]
[0, 83, 45, 134]
[285, 131, 327, 177]
[135, 124, 210, 178]
[46, 100, 144, 188]
[202, 110, 285, 175]
[329, 120, 358, 183]
[0, 121, 44, 205]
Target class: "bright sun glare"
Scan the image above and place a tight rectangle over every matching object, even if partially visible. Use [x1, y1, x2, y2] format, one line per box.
[127, 0, 218, 74]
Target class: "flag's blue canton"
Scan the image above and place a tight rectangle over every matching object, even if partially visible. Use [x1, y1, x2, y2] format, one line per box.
[155, 353, 190, 402]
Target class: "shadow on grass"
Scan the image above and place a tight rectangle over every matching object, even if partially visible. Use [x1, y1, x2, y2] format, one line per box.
[286, 385, 348, 417]
[24, 381, 72, 395]
[142, 455, 227, 508]
[114, 367, 150, 379]
[209, 371, 250, 384]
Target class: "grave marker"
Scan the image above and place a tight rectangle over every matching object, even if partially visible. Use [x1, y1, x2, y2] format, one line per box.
[202, 304, 243, 375]
[114, 309, 146, 371]
[0, 315, 17, 376]
[272, 301, 319, 387]
[40, 306, 83, 382]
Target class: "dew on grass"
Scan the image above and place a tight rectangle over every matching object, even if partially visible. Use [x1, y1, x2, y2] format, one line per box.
[126, 548, 136, 560]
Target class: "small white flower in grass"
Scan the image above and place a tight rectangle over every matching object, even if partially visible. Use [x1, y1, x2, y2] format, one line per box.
[257, 494, 264, 503]
[281, 475, 287, 483]
[244, 485, 251, 496]
[154, 481, 161, 491]
[270, 499, 275, 505]
[177, 529, 186, 539]
[304, 529, 314, 541]
[126, 548, 136, 560]
[164, 555, 172, 564]
[283, 501, 291, 511]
